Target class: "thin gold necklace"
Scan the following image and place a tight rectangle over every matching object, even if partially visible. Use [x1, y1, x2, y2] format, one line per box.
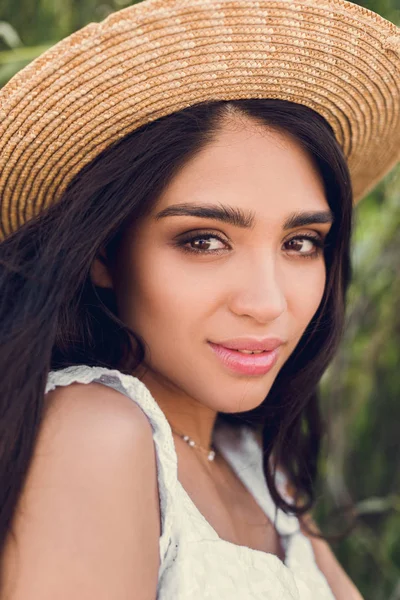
[170, 426, 216, 462]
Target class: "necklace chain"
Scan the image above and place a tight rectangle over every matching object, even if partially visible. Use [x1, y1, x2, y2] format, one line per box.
[170, 426, 216, 462]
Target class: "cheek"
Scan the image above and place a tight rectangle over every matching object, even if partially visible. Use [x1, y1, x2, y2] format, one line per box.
[116, 247, 216, 334]
[286, 262, 326, 327]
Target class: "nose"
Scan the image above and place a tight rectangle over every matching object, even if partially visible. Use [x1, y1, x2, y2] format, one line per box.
[228, 254, 287, 324]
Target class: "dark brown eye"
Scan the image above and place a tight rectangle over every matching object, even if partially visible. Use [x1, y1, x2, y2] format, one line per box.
[177, 232, 229, 255]
[284, 234, 325, 259]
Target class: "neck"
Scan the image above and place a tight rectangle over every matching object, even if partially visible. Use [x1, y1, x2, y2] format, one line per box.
[134, 366, 218, 452]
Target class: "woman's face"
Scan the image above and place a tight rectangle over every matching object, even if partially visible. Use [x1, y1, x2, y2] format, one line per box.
[93, 115, 333, 416]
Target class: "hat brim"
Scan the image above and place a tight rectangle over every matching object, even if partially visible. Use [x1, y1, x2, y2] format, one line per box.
[0, 0, 399, 239]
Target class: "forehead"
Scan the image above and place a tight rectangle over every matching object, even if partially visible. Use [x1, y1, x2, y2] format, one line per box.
[154, 116, 328, 219]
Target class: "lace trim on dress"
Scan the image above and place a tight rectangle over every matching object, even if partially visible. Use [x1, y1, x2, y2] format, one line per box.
[45, 364, 178, 567]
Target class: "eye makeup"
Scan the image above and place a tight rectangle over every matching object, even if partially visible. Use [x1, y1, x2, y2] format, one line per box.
[173, 229, 327, 260]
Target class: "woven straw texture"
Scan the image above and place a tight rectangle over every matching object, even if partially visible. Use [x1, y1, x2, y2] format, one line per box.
[0, 0, 399, 240]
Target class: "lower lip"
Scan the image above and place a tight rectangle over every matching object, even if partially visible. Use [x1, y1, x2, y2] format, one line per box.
[208, 342, 280, 376]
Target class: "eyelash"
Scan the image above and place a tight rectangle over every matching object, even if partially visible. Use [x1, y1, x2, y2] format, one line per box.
[176, 231, 326, 260]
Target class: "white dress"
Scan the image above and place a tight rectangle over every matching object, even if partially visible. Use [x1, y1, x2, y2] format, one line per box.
[45, 365, 335, 600]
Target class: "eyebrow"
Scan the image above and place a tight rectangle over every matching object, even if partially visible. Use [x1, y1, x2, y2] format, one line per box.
[154, 202, 335, 230]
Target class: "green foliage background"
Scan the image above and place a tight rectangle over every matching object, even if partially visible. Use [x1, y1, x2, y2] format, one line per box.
[0, 1, 399, 598]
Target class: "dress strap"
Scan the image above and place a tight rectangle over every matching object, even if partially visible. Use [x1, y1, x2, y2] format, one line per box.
[45, 364, 178, 568]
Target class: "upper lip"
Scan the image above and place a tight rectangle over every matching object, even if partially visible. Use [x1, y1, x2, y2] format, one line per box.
[210, 337, 286, 352]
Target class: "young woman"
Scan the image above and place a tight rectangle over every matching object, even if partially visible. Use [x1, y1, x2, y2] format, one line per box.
[0, 0, 398, 598]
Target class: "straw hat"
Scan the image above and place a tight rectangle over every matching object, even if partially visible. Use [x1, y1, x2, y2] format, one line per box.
[0, 0, 399, 241]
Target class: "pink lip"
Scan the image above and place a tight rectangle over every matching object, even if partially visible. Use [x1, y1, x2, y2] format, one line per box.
[213, 337, 285, 352]
[208, 342, 280, 376]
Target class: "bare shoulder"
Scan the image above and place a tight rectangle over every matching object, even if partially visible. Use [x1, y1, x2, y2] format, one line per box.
[43, 380, 153, 435]
[1, 381, 161, 600]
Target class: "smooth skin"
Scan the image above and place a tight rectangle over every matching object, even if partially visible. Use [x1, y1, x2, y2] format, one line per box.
[2, 113, 363, 599]
[96, 114, 331, 452]
[1, 383, 161, 600]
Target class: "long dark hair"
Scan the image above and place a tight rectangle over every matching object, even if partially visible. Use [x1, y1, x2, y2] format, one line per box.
[0, 98, 353, 564]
